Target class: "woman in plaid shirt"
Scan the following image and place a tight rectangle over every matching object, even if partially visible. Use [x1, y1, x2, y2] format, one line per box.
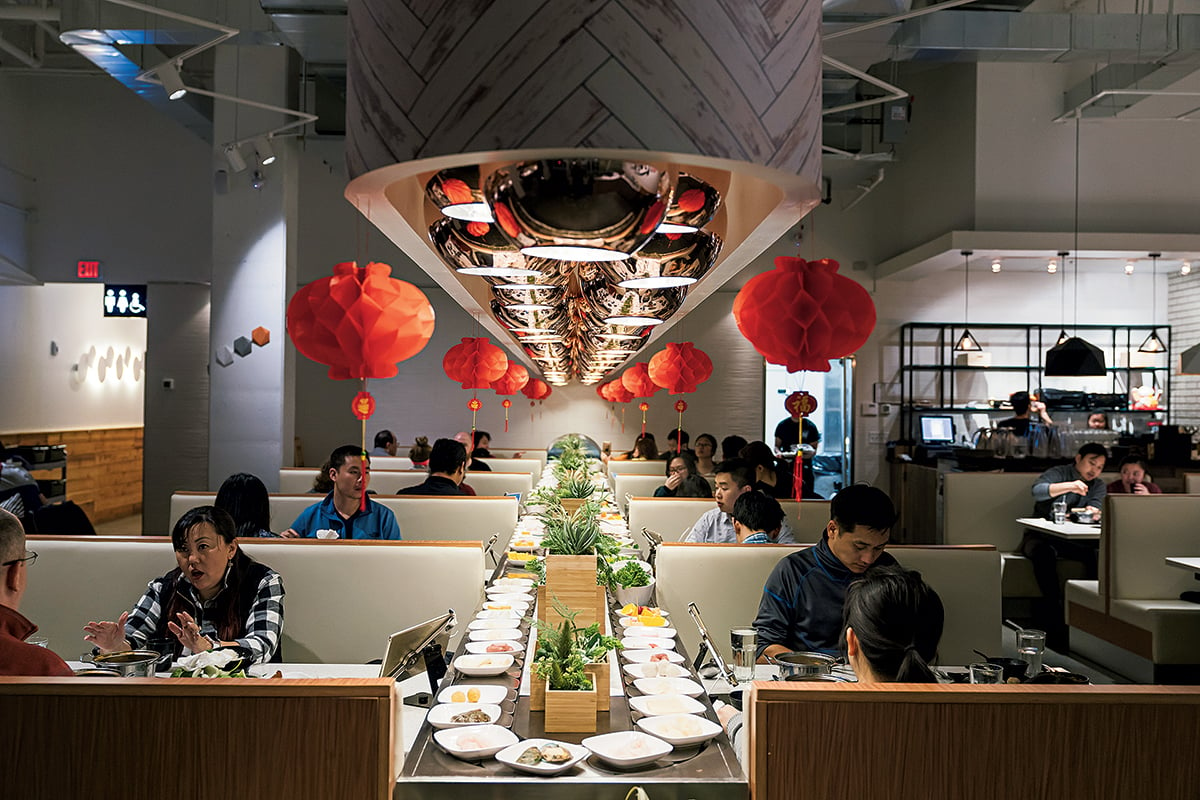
[84, 506, 285, 664]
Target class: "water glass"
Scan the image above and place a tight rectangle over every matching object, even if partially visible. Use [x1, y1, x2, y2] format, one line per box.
[27, 635, 48, 648]
[969, 662, 1003, 684]
[1052, 499, 1067, 525]
[730, 627, 757, 682]
[1017, 629, 1046, 678]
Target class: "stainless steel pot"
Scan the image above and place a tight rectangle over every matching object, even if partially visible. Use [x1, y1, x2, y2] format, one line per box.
[92, 650, 160, 677]
[768, 651, 837, 680]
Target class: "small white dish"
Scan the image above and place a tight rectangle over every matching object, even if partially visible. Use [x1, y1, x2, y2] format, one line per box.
[622, 662, 689, 680]
[469, 628, 524, 642]
[494, 738, 590, 776]
[481, 601, 530, 614]
[484, 591, 533, 603]
[621, 636, 676, 651]
[628, 693, 707, 717]
[633, 677, 705, 698]
[581, 731, 672, 768]
[507, 539, 542, 552]
[474, 609, 522, 621]
[621, 649, 685, 665]
[453, 653, 515, 677]
[636, 713, 723, 747]
[617, 606, 669, 618]
[426, 702, 503, 729]
[436, 684, 510, 705]
[463, 640, 523, 656]
[469, 618, 521, 630]
[492, 578, 535, 591]
[434, 724, 518, 760]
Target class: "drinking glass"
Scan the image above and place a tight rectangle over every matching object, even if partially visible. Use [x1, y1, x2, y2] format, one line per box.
[146, 637, 175, 671]
[27, 635, 48, 648]
[730, 627, 757, 682]
[969, 662, 1003, 684]
[1017, 629, 1046, 678]
[1052, 499, 1067, 525]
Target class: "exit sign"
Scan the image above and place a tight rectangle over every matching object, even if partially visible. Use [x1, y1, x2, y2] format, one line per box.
[77, 260, 102, 279]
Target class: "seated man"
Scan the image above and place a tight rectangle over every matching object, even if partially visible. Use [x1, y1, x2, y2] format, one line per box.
[282, 445, 401, 539]
[1021, 442, 1107, 647]
[1106, 455, 1161, 495]
[0, 508, 73, 676]
[731, 492, 785, 544]
[370, 430, 397, 457]
[684, 458, 795, 544]
[665, 428, 690, 455]
[996, 390, 1053, 436]
[398, 439, 468, 495]
[754, 484, 898, 659]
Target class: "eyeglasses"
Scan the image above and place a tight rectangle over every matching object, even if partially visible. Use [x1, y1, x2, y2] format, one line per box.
[1, 550, 37, 568]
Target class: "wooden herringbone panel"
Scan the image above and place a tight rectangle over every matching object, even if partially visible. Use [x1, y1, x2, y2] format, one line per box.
[346, 0, 822, 180]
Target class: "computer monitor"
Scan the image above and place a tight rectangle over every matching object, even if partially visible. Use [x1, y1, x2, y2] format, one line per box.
[920, 415, 955, 445]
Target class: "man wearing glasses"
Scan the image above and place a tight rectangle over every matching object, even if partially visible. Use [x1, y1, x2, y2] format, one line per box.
[0, 508, 72, 676]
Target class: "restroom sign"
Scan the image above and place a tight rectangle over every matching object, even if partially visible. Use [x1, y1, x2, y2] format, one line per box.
[103, 284, 147, 317]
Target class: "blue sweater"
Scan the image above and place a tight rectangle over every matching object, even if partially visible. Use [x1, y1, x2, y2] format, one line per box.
[288, 493, 402, 540]
[753, 537, 897, 656]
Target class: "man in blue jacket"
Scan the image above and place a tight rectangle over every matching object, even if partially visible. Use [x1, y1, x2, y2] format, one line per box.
[282, 445, 401, 540]
[754, 484, 897, 659]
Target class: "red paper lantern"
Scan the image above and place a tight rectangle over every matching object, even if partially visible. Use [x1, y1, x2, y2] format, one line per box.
[732, 256, 876, 373]
[443, 337, 509, 389]
[491, 361, 530, 395]
[599, 380, 633, 404]
[351, 391, 375, 420]
[648, 342, 713, 395]
[286, 261, 435, 379]
[522, 379, 552, 400]
[621, 362, 660, 398]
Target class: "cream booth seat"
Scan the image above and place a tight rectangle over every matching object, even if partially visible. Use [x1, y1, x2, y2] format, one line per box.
[1067, 493, 1200, 682]
[473, 457, 542, 481]
[23, 536, 483, 663]
[613, 474, 669, 512]
[278, 469, 532, 499]
[607, 460, 668, 476]
[482, 449, 548, 471]
[1184, 473, 1200, 494]
[626, 497, 832, 546]
[654, 543, 1001, 667]
[362, 455, 413, 471]
[169, 492, 518, 550]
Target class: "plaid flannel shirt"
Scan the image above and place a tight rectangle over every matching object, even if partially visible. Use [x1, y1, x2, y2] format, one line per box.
[123, 565, 285, 664]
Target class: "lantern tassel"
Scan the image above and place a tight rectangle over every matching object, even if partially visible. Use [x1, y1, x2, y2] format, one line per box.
[621, 407, 625, 434]
[641, 408, 647, 437]
[360, 380, 369, 512]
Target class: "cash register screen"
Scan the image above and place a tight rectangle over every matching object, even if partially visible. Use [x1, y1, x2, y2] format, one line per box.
[920, 415, 955, 445]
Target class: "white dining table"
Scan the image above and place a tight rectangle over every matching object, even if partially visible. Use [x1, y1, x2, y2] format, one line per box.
[1016, 517, 1101, 540]
[1165, 557, 1200, 576]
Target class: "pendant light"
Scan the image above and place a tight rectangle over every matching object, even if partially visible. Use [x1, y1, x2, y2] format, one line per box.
[1138, 253, 1167, 354]
[1046, 118, 1106, 377]
[953, 250, 982, 352]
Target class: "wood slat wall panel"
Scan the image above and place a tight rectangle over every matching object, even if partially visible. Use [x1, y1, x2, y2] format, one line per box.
[716, 0, 777, 61]
[359, 0, 426, 57]
[352, 0, 428, 108]
[515, 87, 610, 149]
[688, 0, 778, 113]
[5, 428, 142, 523]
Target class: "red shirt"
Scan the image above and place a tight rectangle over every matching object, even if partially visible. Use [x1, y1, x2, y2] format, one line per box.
[0, 604, 73, 677]
[1106, 479, 1163, 494]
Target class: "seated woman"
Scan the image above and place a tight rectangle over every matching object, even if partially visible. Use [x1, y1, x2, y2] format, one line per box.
[309, 461, 333, 494]
[739, 440, 793, 499]
[409, 436, 432, 469]
[83, 506, 285, 664]
[717, 566, 943, 758]
[215, 472, 275, 537]
[693, 433, 718, 477]
[730, 492, 784, 543]
[610, 433, 659, 461]
[654, 452, 713, 498]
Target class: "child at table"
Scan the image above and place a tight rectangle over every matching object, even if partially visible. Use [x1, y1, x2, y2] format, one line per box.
[731, 492, 785, 544]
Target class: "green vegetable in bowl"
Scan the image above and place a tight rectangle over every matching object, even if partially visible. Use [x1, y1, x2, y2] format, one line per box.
[611, 562, 651, 589]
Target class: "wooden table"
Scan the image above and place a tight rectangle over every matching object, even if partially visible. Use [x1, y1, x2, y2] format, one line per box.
[1016, 517, 1101, 540]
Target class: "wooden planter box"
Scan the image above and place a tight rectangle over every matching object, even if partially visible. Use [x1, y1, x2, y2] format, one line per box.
[560, 497, 588, 514]
[530, 657, 610, 712]
[539, 555, 604, 629]
[544, 685, 598, 733]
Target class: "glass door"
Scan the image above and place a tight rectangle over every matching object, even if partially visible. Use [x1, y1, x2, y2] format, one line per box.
[763, 358, 854, 498]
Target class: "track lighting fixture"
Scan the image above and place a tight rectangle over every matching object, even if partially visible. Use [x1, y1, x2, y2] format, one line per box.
[223, 144, 247, 173]
[159, 61, 187, 101]
[254, 136, 276, 166]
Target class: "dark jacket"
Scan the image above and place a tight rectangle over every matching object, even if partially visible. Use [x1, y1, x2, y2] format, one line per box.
[0, 604, 73, 676]
[753, 537, 898, 656]
[397, 476, 464, 496]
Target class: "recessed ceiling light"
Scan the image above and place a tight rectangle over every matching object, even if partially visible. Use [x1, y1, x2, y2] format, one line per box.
[1047, 258, 1057, 274]
[1125, 260, 1136, 275]
[457, 266, 542, 278]
[657, 222, 698, 234]
[617, 276, 698, 289]
[521, 245, 629, 262]
[441, 202, 494, 223]
[502, 302, 555, 311]
[1183, 262, 1192, 276]
[605, 315, 664, 326]
[991, 259, 1002, 273]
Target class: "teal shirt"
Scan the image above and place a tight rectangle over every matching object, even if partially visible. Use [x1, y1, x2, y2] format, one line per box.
[288, 493, 402, 540]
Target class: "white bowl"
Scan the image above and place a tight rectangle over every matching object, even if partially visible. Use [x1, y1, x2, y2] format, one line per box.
[434, 724, 519, 760]
[469, 618, 522, 630]
[481, 601, 530, 614]
[426, 702, 503, 729]
[494, 738, 590, 776]
[463, 640, 523, 656]
[486, 590, 534, 602]
[635, 713, 723, 747]
[436, 684, 510, 705]
[617, 605, 669, 618]
[628, 693, 707, 717]
[621, 636, 676, 651]
[474, 609, 522, 621]
[453, 653, 515, 677]
[468, 628, 524, 642]
[617, 622, 675, 638]
[492, 578, 535, 591]
[633, 677, 705, 698]
[621, 649, 685, 665]
[610, 559, 655, 576]
[581, 731, 673, 768]
[622, 662, 689, 680]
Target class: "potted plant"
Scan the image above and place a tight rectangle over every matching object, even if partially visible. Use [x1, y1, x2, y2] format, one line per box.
[557, 471, 596, 514]
[537, 505, 605, 628]
[535, 616, 598, 732]
[531, 603, 622, 718]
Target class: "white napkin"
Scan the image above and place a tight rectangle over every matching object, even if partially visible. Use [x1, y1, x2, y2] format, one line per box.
[315, 529, 340, 539]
